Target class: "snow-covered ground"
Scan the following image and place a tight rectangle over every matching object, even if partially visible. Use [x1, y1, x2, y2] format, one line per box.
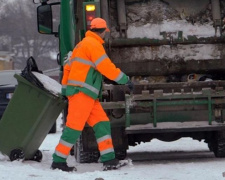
[1, 115, 225, 180]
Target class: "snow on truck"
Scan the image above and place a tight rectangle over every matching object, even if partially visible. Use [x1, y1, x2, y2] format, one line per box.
[34, 0, 225, 162]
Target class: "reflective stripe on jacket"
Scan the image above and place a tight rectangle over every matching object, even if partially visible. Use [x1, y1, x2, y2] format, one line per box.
[61, 30, 129, 99]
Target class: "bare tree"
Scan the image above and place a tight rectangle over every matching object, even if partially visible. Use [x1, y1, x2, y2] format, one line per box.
[0, 0, 59, 70]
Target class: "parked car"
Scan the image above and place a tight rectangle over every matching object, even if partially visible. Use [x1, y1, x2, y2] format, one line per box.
[0, 70, 57, 133]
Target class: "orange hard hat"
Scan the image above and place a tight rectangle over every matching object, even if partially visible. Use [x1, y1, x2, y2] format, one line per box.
[90, 18, 110, 32]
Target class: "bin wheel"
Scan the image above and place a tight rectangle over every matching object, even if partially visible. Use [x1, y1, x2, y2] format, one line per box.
[32, 150, 43, 162]
[9, 149, 25, 161]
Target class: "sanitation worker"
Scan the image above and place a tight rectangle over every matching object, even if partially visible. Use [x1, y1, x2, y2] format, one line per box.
[51, 17, 133, 172]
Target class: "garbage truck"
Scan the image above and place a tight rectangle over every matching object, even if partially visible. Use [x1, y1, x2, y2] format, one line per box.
[34, 0, 225, 163]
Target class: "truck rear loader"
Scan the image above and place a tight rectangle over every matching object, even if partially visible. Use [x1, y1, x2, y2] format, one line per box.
[34, 0, 225, 163]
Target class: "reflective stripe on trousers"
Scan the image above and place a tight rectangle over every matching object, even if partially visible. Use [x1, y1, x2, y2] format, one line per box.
[97, 135, 114, 156]
[54, 139, 74, 159]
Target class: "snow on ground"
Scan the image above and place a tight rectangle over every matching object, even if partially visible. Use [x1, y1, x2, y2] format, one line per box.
[1, 115, 225, 180]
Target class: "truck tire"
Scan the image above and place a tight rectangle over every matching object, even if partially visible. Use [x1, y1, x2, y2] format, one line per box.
[211, 131, 225, 157]
[208, 142, 213, 152]
[115, 150, 127, 160]
[74, 137, 100, 163]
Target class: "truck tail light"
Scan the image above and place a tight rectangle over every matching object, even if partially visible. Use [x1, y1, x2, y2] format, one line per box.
[85, 4, 96, 30]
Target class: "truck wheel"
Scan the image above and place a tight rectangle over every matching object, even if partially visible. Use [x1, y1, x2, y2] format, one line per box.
[9, 149, 25, 161]
[208, 142, 213, 152]
[115, 150, 127, 160]
[74, 137, 100, 163]
[211, 131, 225, 157]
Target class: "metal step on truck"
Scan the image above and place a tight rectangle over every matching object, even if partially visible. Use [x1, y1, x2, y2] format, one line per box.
[34, 0, 225, 163]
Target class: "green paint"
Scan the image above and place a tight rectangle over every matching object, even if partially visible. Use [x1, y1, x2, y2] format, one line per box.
[59, 0, 76, 66]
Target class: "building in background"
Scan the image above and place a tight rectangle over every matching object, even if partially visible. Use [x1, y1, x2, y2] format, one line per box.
[0, 51, 14, 70]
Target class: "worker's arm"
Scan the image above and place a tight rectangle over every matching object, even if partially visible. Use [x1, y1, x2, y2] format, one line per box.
[90, 44, 129, 84]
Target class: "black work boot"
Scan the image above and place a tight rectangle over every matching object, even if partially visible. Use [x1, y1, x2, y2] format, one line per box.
[103, 158, 120, 171]
[51, 162, 76, 172]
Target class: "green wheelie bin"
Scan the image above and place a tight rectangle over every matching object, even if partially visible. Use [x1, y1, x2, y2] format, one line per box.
[0, 73, 66, 162]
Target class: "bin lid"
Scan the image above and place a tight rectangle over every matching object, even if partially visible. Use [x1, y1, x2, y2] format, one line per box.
[32, 72, 62, 96]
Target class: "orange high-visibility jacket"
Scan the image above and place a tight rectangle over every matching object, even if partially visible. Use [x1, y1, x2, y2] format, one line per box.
[61, 30, 129, 99]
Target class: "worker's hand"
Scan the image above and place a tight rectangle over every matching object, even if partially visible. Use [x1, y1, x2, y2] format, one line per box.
[127, 80, 134, 91]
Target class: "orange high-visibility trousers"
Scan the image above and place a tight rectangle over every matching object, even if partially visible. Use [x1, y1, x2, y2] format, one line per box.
[66, 92, 109, 130]
[54, 92, 115, 162]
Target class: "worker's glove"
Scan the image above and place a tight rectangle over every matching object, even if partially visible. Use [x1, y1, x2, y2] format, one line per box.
[127, 80, 134, 91]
